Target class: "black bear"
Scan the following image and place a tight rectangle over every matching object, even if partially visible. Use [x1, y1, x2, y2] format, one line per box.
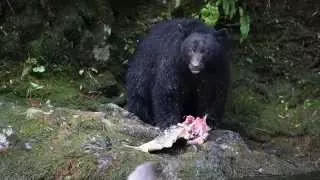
[126, 18, 232, 129]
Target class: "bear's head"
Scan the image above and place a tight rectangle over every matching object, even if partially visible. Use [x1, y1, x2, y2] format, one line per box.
[180, 30, 228, 74]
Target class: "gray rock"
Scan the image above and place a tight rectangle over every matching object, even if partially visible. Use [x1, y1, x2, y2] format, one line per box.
[23, 103, 320, 179]
[104, 104, 319, 179]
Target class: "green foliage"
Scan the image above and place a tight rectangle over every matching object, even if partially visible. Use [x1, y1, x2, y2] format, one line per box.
[198, 3, 220, 26]
[26, 82, 45, 99]
[225, 60, 320, 139]
[217, 0, 237, 19]
[19, 56, 47, 99]
[124, 38, 136, 55]
[195, 0, 250, 42]
[21, 56, 46, 80]
[239, 7, 250, 42]
[32, 66, 46, 73]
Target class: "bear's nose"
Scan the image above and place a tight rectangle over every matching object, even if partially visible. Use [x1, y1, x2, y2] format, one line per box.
[190, 59, 200, 67]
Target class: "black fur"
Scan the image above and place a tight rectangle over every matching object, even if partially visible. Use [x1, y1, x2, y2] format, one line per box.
[126, 18, 231, 129]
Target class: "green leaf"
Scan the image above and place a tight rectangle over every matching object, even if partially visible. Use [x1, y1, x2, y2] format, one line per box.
[239, 6, 244, 16]
[30, 82, 44, 90]
[21, 66, 32, 80]
[32, 66, 46, 73]
[200, 3, 220, 26]
[239, 7, 250, 43]
[26, 57, 38, 65]
[221, 0, 237, 19]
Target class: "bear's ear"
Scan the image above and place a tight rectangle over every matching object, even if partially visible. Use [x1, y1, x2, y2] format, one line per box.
[177, 20, 201, 37]
[178, 23, 192, 39]
[178, 23, 189, 36]
[178, 23, 183, 32]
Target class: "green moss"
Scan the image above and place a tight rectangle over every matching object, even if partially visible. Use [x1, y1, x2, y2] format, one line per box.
[0, 148, 56, 179]
[0, 104, 25, 126]
[179, 153, 202, 178]
[225, 82, 263, 134]
[225, 64, 320, 139]
[45, 78, 79, 103]
[19, 119, 56, 138]
[0, 96, 117, 179]
[256, 99, 320, 136]
[1, 119, 107, 179]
